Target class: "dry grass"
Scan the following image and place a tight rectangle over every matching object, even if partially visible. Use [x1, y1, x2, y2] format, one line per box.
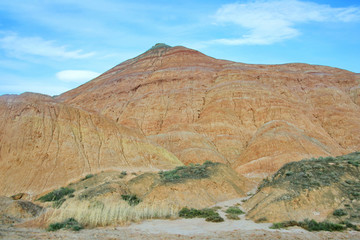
[46, 198, 181, 227]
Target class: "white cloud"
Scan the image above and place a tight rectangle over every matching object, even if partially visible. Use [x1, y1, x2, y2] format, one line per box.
[56, 70, 100, 83]
[0, 33, 95, 59]
[213, 0, 360, 45]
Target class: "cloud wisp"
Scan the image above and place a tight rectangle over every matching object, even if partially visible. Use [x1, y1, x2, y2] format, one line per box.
[0, 33, 95, 59]
[56, 70, 100, 83]
[212, 0, 360, 45]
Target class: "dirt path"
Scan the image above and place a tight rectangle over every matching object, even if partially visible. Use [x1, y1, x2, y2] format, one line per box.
[1, 197, 360, 240]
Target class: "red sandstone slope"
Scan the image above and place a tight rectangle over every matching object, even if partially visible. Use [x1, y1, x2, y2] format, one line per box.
[58, 44, 360, 178]
[0, 44, 359, 197]
[0, 92, 182, 197]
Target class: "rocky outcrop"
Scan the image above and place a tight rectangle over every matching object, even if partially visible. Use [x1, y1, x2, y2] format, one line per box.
[0, 196, 43, 225]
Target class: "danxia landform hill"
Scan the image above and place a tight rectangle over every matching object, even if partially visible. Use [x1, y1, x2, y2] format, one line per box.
[0, 43, 359, 231]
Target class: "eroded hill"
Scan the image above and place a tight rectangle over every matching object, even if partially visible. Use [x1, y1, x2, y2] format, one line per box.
[243, 152, 360, 224]
[0, 43, 359, 199]
[58, 44, 360, 179]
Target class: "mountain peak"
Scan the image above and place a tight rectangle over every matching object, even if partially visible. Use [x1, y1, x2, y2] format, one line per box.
[149, 43, 171, 50]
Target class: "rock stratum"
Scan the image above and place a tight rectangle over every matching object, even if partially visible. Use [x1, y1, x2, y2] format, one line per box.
[1, 43, 360, 198]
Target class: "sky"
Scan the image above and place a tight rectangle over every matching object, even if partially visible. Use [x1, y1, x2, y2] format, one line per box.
[0, 0, 359, 96]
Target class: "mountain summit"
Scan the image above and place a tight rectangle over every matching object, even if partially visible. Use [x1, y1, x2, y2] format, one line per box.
[0, 45, 359, 197]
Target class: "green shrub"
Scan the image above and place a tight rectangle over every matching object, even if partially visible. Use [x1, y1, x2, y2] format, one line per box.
[301, 219, 345, 232]
[82, 174, 94, 180]
[47, 218, 83, 232]
[333, 209, 347, 217]
[179, 207, 217, 218]
[225, 206, 244, 215]
[270, 219, 346, 232]
[206, 215, 224, 222]
[121, 194, 141, 206]
[340, 221, 359, 231]
[38, 187, 75, 202]
[159, 161, 219, 183]
[255, 217, 268, 223]
[119, 171, 127, 178]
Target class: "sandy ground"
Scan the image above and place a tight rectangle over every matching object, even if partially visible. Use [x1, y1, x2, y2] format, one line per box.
[1, 197, 360, 240]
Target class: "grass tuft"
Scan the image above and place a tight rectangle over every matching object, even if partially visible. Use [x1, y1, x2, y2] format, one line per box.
[159, 161, 219, 183]
[225, 206, 244, 215]
[178, 207, 224, 222]
[333, 209, 347, 217]
[82, 174, 94, 181]
[38, 187, 75, 202]
[47, 218, 83, 232]
[47, 200, 180, 227]
[121, 194, 141, 206]
[270, 219, 348, 232]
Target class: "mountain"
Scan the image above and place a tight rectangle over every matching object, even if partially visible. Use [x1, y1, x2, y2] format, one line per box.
[0, 43, 359, 198]
[57, 43, 360, 177]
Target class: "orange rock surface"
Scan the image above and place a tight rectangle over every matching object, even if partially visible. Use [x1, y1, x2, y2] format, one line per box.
[0, 93, 182, 197]
[1, 44, 359, 196]
[58, 44, 360, 177]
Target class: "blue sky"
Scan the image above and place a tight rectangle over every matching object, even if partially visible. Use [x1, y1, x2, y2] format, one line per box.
[0, 0, 359, 96]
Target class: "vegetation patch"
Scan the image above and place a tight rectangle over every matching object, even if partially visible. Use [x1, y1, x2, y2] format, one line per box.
[159, 161, 219, 183]
[82, 174, 94, 181]
[78, 183, 116, 200]
[226, 213, 240, 220]
[333, 209, 347, 217]
[225, 206, 244, 215]
[121, 194, 141, 206]
[254, 152, 360, 223]
[119, 171, 127, 178]
[47, 218, 83, 232]
[38, 187, 75, 202]
[178, 207, 224, 222]
[52, 199, 66, 208]
[258, 152, 360, 193]
[270, 219, 356, 232]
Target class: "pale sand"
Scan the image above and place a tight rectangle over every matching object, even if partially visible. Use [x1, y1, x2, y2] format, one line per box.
[1, 197, 359, 239]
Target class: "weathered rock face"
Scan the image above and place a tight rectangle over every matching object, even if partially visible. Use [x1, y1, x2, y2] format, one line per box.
[0, 93, 182, 197]
[58, 44, 360, 179]
[1, 44, 359, 197]
[0, 196, 43, 225]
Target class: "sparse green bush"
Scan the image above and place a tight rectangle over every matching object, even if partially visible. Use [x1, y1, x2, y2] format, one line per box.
[257, 152, 360, 197]
[38, 187, 75, 202]
[333, 209, 347, 217]
[270, 219, 346, 232]
[206, 215, 224, 222]
[340, 221, 359, 231]
[47, 218, 83, 232]
[255, 217, 268, 223]
[178, 207, 223, 222]
[119, 171, 127, 178]
[302, 219, 345, 231]
[225, 206, 244, 215]
[159, 161, 219, 183]
[82, 174, 94, 180]
[121, 194, 141, 206]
